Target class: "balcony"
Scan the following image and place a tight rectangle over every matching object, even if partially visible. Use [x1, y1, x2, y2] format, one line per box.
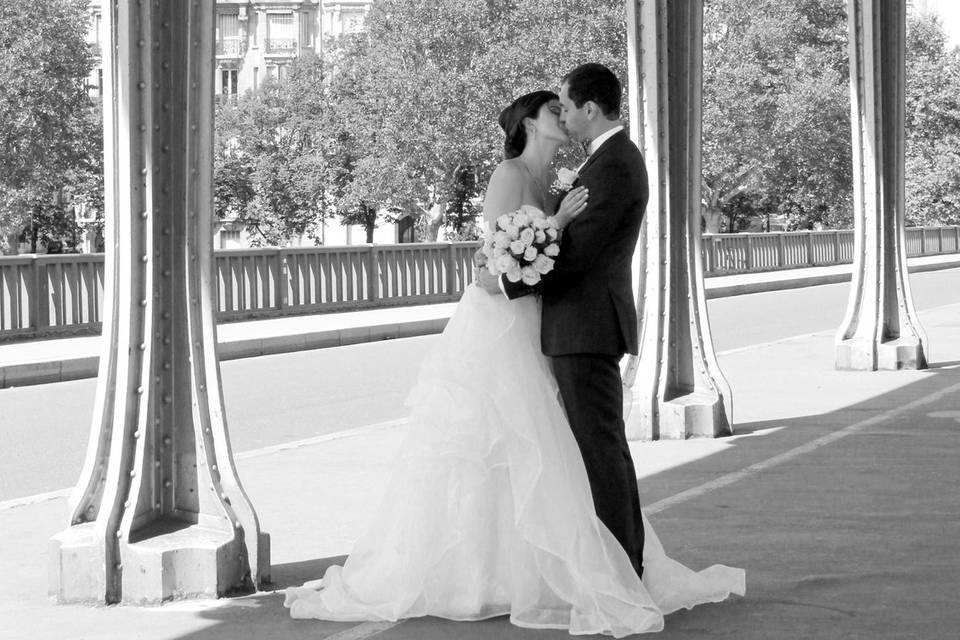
[265, 38, 298, 55]
[216, 37, 243, 58]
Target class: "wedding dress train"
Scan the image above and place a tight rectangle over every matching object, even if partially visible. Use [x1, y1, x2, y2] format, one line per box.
[284, 285, 745, 637]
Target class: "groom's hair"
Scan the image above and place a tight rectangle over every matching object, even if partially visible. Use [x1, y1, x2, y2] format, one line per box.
[562, 63, 621, 118]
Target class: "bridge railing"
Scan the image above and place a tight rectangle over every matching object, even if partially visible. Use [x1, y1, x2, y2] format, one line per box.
[2, 226, 958, 341]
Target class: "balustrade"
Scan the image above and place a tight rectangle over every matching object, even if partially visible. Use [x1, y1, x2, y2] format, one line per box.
[2, 226, 957, 341]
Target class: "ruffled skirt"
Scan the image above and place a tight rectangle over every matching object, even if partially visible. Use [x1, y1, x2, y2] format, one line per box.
[285, 285, 744, 636]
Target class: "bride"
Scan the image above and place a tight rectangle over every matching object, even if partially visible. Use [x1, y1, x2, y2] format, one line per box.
[284, 90, 745, 637]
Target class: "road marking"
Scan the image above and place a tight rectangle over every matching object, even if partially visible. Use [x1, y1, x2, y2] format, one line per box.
[0, 487, 71, 511]
[235, 418, 408, 460]
[0, 419, 408, 513]
[645, 378, 960, 515]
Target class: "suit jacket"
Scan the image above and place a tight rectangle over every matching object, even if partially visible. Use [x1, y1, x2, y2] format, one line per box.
[504, 130, 648, 357]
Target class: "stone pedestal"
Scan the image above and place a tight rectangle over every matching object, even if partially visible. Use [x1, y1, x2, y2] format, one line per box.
[835, 0, 927, 371]
[622, 0, 732, 441]
[49, 0, 269, 605]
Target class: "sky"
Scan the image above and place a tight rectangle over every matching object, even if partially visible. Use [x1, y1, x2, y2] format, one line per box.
[923, 0, 960, 49]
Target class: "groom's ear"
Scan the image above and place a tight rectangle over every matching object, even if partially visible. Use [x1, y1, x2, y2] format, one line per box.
[583, 101, 599, 121]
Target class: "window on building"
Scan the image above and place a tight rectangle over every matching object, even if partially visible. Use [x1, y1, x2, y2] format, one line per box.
[90, 12, 102, 46]
[300, 11, 312, 47]
[253, 67, 259, 90]
[266, 65, 278, 81]
[220, 68, 238, 100]
[216, 12, 240, 56]
[267, 12, 296, 52]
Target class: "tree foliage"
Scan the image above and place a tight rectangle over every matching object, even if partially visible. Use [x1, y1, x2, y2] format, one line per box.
[0, 0, 102, 253]
[905, 11, 960, 226]
[702, 0, 851, 232]
[333, 0, 627, 240]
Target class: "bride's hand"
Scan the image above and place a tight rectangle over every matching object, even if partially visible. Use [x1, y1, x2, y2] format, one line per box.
[554, 186, 589, 229]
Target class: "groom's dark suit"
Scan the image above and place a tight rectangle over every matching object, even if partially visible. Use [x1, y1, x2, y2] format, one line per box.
[504, 129, 648, 577]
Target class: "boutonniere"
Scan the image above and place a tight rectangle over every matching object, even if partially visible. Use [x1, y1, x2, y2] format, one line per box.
[549, 167, 578, 196]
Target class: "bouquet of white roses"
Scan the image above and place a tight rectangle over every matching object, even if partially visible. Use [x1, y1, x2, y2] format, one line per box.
[481, 205, 560, 286]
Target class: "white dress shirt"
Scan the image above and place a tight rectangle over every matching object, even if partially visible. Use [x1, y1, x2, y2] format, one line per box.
[577, 125, 625, 172]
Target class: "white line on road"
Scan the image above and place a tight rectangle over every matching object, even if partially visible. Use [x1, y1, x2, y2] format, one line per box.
[0, 419, 408, 512]
[235, 418, 408, 460]
[645, 378, 960, 515]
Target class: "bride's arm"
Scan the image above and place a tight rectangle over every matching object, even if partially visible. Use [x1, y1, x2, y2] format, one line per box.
[482, 163, 524, 225]
[475, 163, 524, 294]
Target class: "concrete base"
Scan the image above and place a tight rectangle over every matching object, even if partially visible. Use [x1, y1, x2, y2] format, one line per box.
[48, 523, 108, 604]
[49, 519, 269, 605]
[877, 336, 927, 370]
[121, 521, 244, 605]
[659, 391, 731, 440]
[836, 336, 927, 371]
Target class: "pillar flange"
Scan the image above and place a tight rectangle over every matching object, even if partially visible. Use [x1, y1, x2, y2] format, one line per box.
[622, 0, 732, 441]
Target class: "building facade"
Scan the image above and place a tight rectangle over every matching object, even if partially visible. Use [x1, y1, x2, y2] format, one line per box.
[212, 0, 372, 100]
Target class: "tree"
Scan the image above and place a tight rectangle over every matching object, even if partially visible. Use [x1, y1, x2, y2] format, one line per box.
[905, 11, 960, 227]
[702, 0, 851, 232]
[328, 0, 627, 241]
[0, 0, 101, 253]
[214, 54, 332, 246]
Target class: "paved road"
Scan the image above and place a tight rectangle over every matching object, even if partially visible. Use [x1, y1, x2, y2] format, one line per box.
[2, 268, 958, 501]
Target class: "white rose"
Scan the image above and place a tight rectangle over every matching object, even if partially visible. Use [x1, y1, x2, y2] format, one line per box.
[519, 227, 536, 245]
[513, 212, 530, 227]
[506, 264, 523, 283]
[509, 240, 526, 255]
[545, 227, 558, 241]
[544, 242, 560, 257]
[534, 229, 546, 243]
[557, 167, 578, 184]
[523, 245, 538, 261]
[497, 214, 511, 229]
[496, 254, 515, 273]
[521, 266, 540, 286]
[534, 255, 555, 274]
[493, 231, 511, 249]
[532, 217, 549, 230]
[506, 224, 520, 240]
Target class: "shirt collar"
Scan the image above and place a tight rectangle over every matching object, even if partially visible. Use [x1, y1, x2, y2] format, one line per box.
[587, 125, 624, 156]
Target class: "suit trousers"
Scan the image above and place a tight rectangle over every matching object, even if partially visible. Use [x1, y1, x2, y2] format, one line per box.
[551, 353, 645, 578]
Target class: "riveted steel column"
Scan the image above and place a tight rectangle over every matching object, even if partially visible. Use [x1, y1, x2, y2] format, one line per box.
[836, 0, 926, 370]
[622, 0, 732, 440]
[49, 0, 270, 604]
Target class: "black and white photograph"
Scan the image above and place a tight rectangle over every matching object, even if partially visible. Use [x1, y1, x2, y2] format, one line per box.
[1, 1, 959, 639]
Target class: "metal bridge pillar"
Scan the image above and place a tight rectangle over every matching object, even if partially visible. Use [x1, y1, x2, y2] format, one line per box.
[49, 0, 270, 604]
[622, 0, 732, 440]
[836, 0, 927, 370]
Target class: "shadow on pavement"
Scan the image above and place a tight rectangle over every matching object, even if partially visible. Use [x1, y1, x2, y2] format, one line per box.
[157, 367, 960, 640]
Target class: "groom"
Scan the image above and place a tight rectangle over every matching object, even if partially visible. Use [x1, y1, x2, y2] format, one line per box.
[493, 63, 649, 578]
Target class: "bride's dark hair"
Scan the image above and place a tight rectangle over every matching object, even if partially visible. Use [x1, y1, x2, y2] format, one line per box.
[498, 90, 558, 159]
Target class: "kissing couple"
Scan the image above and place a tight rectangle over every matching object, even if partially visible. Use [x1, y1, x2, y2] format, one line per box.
[285, 63, 745, 637]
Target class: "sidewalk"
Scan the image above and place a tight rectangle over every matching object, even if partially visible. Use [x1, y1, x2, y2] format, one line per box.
[1, 254, 958, 389]
[1, 300, 958, 639]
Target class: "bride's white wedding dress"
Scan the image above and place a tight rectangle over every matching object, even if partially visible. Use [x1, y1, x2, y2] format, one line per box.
[284, 285, 745, 637]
